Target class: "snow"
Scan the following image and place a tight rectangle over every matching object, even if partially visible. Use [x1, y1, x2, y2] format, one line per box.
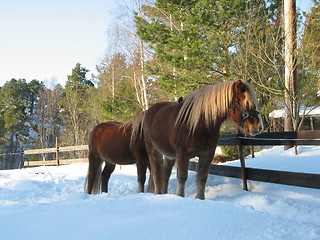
[1, 146, 320, 240]
[222, 145, 320, 174]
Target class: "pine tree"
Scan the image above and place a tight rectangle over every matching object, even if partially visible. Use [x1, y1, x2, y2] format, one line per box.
[97, 53, 140, 121]
[62, 63, 95, 146]
[0, 79, 33, 168]
[294, 0, 320, 130]
[135, 0, 252, 98]
[299, 0, 319, 87]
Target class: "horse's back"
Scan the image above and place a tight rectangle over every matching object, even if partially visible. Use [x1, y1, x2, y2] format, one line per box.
[144, 101, 180, 133]
[89, 122, 122, 147]
[145, 101, 180, 123]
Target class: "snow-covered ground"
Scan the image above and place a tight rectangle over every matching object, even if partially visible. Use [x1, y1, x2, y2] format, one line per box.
[0, 146, 320, 240]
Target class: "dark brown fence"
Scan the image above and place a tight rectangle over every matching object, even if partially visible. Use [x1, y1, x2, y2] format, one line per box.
[189, 131, 320, 190]
[21, 131, 320, 190]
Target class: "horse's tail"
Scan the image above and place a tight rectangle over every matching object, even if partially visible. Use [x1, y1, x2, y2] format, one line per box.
[84, 151, 103, 194]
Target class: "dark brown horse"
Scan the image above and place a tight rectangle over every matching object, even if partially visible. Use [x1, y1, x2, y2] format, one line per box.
[84, 112, 149, 194]
[142, 80, 263, 199]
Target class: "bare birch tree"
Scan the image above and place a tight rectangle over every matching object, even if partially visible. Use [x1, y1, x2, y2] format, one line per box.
[106, 0, 152, 111]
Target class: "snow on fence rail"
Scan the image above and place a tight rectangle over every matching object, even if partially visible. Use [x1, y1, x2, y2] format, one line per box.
[189, 130, 320, 191]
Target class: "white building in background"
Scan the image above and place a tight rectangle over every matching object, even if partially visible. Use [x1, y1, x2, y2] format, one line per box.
[269, 106, 320, 131]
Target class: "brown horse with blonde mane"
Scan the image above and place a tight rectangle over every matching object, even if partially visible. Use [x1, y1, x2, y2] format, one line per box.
[142, 80, 263, 199]
[84, 112, 149, 194]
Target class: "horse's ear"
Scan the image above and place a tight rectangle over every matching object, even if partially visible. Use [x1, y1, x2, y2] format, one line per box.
[235, 80, 246, 93]
[178, 96, 183, 103]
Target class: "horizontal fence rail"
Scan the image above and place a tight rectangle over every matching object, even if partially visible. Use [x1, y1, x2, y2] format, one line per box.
[189, 162, 320, 189]
[218, 131, 320, 146]
[190, 130, 320, 190]
[22, 139, 89, 167]
[24, 145, 89, 155]
[25, 158, 88, 167]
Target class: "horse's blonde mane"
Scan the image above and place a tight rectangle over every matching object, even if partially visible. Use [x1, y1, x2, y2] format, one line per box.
[175, 80, 257, 134]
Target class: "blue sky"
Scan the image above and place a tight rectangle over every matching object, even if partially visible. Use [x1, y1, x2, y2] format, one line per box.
[0, 0, 314, 87]
[0, 0, 115, 87]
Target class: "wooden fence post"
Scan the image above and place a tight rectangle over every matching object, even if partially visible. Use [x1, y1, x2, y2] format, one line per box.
[251, 146, 255, 158]
[19, 147, 24, 169]
[239, 139, 248, 191]
[56, 137, 59, 166]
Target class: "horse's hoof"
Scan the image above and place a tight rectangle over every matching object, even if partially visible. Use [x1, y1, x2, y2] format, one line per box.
[195, 194, 205, 200]
[177, 192, 185, 198]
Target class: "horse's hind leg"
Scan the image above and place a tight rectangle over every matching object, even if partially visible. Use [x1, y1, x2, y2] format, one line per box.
[147, 172, 155, 193]
[101, 162, 115, 193]
[136, 157, 148, 193]
[176, 151, 189, 197]
[162, 157, 174, 194]
[145, 141, 163, 194]
[85, 151, 102, 194]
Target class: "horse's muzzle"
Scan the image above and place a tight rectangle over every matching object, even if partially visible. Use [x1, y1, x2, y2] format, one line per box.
[250, 114, 264, 137]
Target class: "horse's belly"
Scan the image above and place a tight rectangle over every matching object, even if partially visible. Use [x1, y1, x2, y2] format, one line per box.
[99, 143, 136, 165]
[102, 153, 136, 165]
[149, 135, 175, 158]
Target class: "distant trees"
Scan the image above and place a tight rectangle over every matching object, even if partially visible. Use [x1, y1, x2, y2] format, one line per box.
[97, 53, 141, 121]
[0, 64, 98, 168]
[0, 79, 28, 151]
[0, 79, 42, 167]
[32, 84, 64, 151]
[103, 0, 151, 110]
[301, 0, 319, 77]
[297, 0, 320, 115]
[61, 63, 98, 146]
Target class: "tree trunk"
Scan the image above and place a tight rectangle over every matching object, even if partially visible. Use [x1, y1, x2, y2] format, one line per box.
[284, 0, 297, 150]
[112, 64, 115, 102]
[139, 40, 149, 111]
[137, 0, 149, 111]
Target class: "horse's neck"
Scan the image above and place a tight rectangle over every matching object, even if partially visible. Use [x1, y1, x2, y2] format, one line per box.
[194, 114, 225, 135]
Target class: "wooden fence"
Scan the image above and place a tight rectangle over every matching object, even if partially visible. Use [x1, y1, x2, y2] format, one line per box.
[189, 130, 320, 190]
[22, 131, 320, 190]
[23, 138, 88, 167]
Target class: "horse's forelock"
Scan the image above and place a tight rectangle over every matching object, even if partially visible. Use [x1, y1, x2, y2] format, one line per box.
[242, 81, 258, 109]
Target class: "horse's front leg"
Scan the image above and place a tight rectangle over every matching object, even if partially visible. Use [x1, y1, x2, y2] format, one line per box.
[176, 152, 188, 197]
[195, 152, 214, 199]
